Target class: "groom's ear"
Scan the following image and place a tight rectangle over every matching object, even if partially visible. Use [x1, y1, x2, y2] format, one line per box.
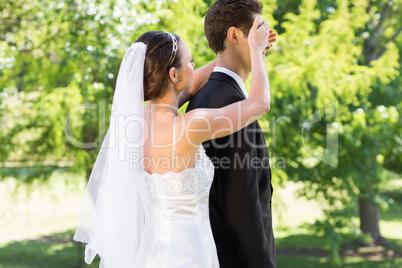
[227, 27, 240, 46]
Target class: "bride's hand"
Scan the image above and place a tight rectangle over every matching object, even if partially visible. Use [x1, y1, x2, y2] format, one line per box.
[248, 17, 270, 57]
[267, 30, 277, 49]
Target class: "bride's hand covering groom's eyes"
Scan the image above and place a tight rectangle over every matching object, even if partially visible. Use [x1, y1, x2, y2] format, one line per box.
[256, 18, 277, 50]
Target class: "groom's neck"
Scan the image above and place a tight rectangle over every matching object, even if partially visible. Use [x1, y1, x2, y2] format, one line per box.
[216, 52, 250, 84]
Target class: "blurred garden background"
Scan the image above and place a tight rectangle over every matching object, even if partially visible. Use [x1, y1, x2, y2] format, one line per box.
[0, 0, 401, 267]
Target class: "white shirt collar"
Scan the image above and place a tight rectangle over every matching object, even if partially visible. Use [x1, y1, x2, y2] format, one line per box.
[213, 66, 249, 98]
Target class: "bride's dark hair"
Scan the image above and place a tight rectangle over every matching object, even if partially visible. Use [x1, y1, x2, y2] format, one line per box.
[136, 31, 182, 101]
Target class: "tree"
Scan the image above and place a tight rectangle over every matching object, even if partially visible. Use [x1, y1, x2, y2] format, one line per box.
[264, 0, 401, 263]
[0, 2, 210, 266]
[0, 0, 211, 182]
[1, 1, 401, 265]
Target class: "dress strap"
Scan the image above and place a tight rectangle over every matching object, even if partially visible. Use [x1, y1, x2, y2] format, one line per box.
[171, 117, 177, 172]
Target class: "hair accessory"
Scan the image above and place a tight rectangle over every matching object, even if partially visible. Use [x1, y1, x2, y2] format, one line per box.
[168, 33, 178, 67]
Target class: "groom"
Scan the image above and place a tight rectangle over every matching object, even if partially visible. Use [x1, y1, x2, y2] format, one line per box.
[186, 0, 277, 267]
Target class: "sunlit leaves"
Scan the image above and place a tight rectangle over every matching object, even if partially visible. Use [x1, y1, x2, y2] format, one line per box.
[263, 0, 401, 262]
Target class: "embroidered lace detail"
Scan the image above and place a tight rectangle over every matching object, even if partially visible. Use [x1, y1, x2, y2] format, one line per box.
[145, 147, 214, 197]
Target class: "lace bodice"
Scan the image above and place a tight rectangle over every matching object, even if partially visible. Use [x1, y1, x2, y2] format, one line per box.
[144, 146, 214, 198]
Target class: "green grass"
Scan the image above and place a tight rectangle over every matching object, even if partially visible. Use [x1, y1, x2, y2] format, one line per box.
[275, 232, 325, 249]
[0, 231, 100, 268]
[0, 172, 86, 240]
[0, 170, 401, 267]
[274, 177, 402, 267]
[277, 255, 402, 268]
[0, 240, 79, 268]
[275, 232, 402, 267]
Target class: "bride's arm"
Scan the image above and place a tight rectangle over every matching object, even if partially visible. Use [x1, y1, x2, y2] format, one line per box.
[182, 17, 271, 145]
[178, 60, 216, 108]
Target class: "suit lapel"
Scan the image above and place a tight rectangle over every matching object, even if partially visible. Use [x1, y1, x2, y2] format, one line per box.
[209, 72, 246, 99]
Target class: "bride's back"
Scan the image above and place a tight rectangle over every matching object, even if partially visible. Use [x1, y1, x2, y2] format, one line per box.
[143, 110, 200, 175]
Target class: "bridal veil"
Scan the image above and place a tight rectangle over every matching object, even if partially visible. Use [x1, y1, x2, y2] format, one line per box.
[74, 42, 148, 267]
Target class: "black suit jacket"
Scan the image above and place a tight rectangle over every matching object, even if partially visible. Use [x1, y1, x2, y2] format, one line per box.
[186, 72, 277, 268]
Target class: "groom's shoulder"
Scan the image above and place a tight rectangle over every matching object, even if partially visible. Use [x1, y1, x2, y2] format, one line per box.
[198, 78, 233, 99]
[189, 73, 240, 109]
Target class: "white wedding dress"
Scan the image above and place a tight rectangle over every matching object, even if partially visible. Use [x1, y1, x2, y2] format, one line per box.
[75, 44, 219, 267]
[132, 123, 219, 267]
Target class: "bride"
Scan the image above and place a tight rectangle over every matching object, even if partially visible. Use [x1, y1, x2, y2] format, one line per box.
[74, 17, 272, 267]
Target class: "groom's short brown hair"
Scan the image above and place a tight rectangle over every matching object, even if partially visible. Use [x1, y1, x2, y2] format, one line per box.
[204, 0, 263, 53]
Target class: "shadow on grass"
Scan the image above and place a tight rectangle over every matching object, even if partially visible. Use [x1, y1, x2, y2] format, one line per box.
[275, 223, 402, 267]
[0, 230, 99, 268]
[275, 232, 326, 250]
[1, 229, 401, 268]
[278, 255, 402, 268]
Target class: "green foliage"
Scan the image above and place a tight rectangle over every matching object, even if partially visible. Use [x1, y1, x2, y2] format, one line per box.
[0, 0, 401, 265]
[264, 0, 401, 264]
[0, 0, 212, 180]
